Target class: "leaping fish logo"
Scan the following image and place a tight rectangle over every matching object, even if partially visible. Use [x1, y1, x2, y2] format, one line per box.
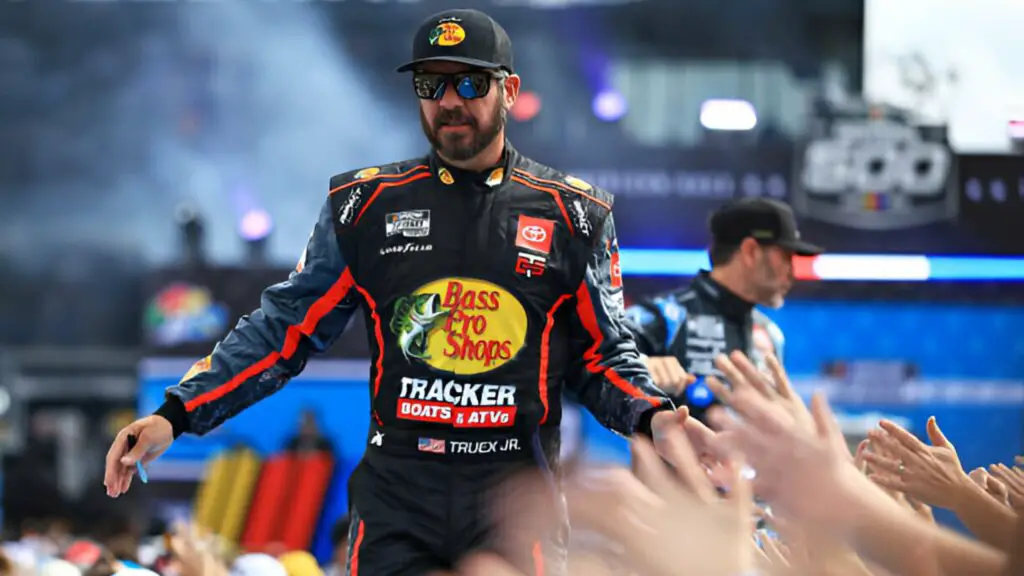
[389, 294, 449, 361]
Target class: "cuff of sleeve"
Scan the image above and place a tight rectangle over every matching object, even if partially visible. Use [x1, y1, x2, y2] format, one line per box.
[154, 397, 189, 439]
[635, 401, 675, 438]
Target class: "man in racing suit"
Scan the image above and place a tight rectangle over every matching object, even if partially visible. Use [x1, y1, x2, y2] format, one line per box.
[626, 198, 823, 423]
[104, 9, 673, 576]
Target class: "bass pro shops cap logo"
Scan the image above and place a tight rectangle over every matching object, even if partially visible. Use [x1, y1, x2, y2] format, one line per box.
[389, 278, 527, 375]
[144, 283, 229, 347]
[792, 117, 956, 230]
[429, 19, 466, 47]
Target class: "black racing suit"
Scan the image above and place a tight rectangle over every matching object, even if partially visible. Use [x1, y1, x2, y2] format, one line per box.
[624, 271, 785, 423]
[153, 143, 672, 575]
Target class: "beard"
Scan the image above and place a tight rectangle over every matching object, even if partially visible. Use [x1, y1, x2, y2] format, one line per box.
[421, 100, 505, 162]
[752, 258, 790, 309]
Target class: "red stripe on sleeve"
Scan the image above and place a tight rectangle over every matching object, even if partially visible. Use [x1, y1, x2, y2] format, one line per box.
[184, 268, 356, 412]
[574, 282, 661, 406]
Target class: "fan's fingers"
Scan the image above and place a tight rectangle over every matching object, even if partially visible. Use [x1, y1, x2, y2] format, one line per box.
[878, 420, 926, 452]
[729, 350, 777, 399]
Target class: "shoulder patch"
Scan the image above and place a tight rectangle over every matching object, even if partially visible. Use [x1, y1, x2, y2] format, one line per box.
[329, 160, 431, 231]
[566, 195, 595, 239]
[330, 159, 430, 195]
[333, 182, 368, 228]
[561, 179, 611, 240]
[512, 166, 614, 241]
[564, 175, 592, 191]
[354, 167, 380, 180]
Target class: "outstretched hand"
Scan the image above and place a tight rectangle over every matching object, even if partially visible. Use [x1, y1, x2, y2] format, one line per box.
[862, 417, 969, 510]
[703, 351, 862, 527]
[482, 408, 755, 576]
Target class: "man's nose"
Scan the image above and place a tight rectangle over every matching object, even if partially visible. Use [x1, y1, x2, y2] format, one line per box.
[439, 80, 464, 107]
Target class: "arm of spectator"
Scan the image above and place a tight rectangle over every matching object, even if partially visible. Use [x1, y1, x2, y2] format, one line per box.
[705, 351, 1008, 576]
[758, 507, 880, 576]
[864, 419, 1017, 552]
[988, 462, 1024, 511]
[969, 467, 1011, 506]
[948, 478, 1017, 552]
[1007, 513, 1024, 576]
[168, 522, 229, 576]
[862, 417, 969, 509]
[481, 415, 755, 576]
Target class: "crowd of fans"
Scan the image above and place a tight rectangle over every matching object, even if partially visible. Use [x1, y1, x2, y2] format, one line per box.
[0, 514, 352, 576]
[4, 349, 1023, 575]
[450, 350, 1022, 576]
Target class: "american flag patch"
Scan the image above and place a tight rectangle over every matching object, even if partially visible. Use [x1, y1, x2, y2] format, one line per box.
[418, 437, 445, 454]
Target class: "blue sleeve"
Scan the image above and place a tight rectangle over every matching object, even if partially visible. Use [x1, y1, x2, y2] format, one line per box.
[162, 197, 362, 435]
[625, 296, 687, 356]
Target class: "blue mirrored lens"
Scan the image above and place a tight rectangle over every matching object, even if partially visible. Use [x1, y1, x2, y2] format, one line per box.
[455, 76, 480, 99]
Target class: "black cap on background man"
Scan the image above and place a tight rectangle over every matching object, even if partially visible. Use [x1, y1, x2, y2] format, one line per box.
[710, 198, 823, 256]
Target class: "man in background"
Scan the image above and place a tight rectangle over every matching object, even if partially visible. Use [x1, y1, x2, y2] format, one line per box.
[324, 515, 350, 576]
[284, 410, 333, 455]
[626, 198, 823, 422]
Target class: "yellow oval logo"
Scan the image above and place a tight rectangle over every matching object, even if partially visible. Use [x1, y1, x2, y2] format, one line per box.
[430, 22, 466, 47]
[355, 167, 380, 180]
[564, 175, 592, 191]
[390, 278, 527, 375]
[485, 167, 504, 187]
[438, 167, 455, 185]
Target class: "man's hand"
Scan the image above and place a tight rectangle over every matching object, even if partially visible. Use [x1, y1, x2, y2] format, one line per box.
[650, 406, 736, 487]
[104, 415, 174, 497]
[643, 356, 695, 395]
[862, 417, 970, 510]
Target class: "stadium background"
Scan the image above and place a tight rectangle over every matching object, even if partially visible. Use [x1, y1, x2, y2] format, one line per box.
[0, 0, 1021, 567]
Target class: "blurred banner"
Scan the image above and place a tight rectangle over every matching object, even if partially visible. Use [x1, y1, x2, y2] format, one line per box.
[140, 143, 1024, 356]
[142, 268, 370, 358]
[525, 141, 1023, 254]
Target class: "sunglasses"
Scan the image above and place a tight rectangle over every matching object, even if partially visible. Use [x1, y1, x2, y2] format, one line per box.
[412, 71, 500, 100]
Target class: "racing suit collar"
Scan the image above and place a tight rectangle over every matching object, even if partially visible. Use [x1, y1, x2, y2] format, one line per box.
[693, 270, 754, 320]
[429, 140, 517, 189]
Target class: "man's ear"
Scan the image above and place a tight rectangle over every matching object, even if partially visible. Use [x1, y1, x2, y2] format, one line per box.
[504, 74, 521, 109]
[738, 237, 761, 266]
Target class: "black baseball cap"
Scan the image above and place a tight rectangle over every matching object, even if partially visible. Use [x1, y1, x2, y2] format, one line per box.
[709, 198, 824, 256]
[396, 9, 514, 74]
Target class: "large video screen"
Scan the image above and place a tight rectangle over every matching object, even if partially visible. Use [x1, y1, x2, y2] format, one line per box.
[524, 142, 1024, 256]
